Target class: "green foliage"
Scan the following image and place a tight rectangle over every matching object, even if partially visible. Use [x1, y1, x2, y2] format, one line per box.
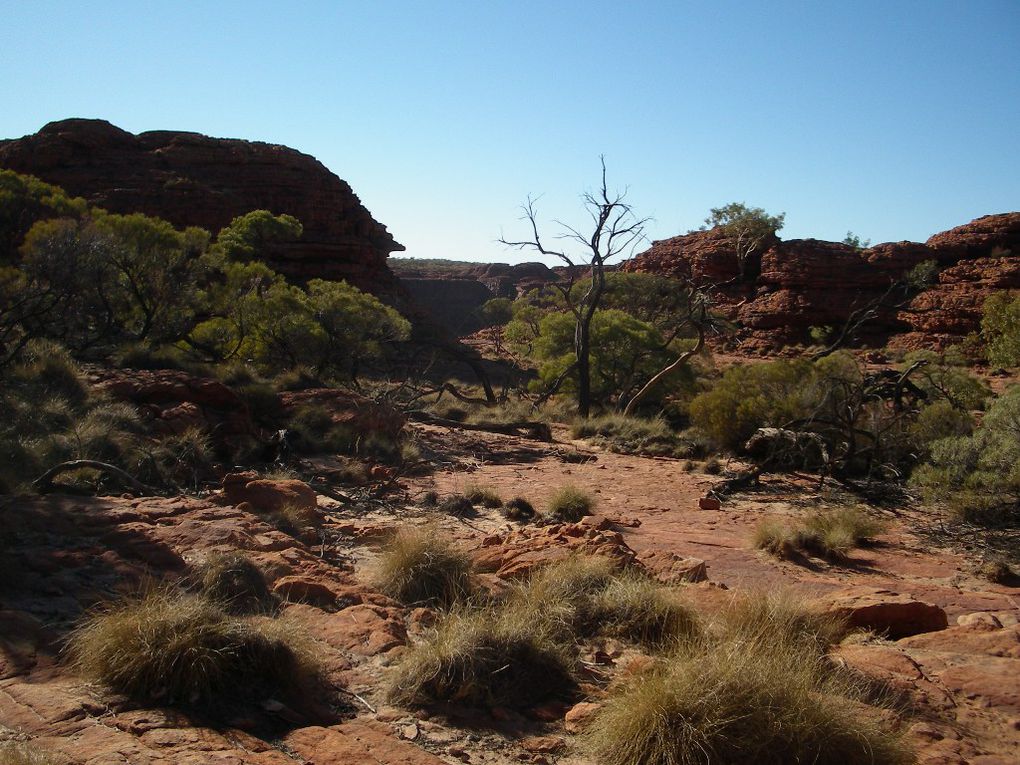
[478, 296, 513, 326]
[981, 292, 1020, 368]
[912, 385, 1020, 525]
[903, 349, 990, 410]
[0, 169, 87, 261]
[689, 359, 814, 451]
[214, 209, 302, 262]
[703, 202, 785, 280]
[508, 308, 685, 408]
[841, 231, 871, 250]
[905, 259, 939, 290]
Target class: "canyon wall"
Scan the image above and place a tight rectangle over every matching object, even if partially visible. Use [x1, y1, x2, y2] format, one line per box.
[625, 212, 1020, 352]
[0, 119, 403, 295]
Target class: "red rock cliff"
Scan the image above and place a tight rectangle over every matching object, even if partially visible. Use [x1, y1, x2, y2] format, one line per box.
[0, 119, 403, 294]
[625, 213, 1020, 351]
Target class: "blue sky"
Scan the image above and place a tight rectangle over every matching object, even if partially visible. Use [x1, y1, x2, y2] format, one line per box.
[1, 1, 1017, 264]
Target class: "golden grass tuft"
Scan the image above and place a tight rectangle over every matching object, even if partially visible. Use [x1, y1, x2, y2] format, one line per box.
[374, 527, 474, 607]
[67, 589, 322, 714]
[753, 508, 887, 561]
[197, 552, 275, 614]
[593, 575, 701, 649]
[585, 637, 911, 765]
[464, 483, 503, 508]
[0, 742, 60, 765]
[546, 485, 596, 522]
[387, 606, 575, 709]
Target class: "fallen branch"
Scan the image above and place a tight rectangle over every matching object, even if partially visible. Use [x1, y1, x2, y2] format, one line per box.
[408, 411, 552, 441]
[33, 460, 161, 495]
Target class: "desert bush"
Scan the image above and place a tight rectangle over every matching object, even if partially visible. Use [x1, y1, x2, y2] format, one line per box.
[388, 606, 575, 709]
[374, 527, 474, 608]
[689, 359, 815, 451]
[546, 485, 595, 522]
[513, 555, 619, 635]
[981, 291, 1020, 368]
[976, 558, 1013, 584]
[464, 483, 502, 508]
[274, 366, 326, 391]
[68, 589, 321, 714]
[585, 634, 908, 765]
[502, 496, 536, 521]
[136, 426, 213, 488]
[912, 385, 1020, 525]
[902, 349, 989, 411]
[197, 552, 275, 614]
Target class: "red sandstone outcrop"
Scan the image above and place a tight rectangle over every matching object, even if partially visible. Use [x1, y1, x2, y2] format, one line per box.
[0, 119, 403, 294]
[625, 212, 1020, 351]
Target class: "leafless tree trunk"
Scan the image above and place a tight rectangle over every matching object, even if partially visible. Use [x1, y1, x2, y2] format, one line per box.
[499, 158, 648, 417]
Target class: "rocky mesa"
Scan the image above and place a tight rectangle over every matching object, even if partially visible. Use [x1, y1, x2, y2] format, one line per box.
[624, 212, 1020, 352]
[0, 118, 404, 295]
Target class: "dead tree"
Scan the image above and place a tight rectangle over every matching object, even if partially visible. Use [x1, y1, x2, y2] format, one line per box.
[500, 158, 648, 418]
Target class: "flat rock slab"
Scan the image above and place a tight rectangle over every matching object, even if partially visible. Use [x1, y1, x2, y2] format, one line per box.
[821, 586, 949, 639]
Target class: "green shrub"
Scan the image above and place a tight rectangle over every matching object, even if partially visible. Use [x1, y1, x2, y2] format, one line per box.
[546, 485, 595, 522]
[689, 359, 814, 451]
[912, 385, 1020, 525]
[374, 527, 474, 607]
[981, 292, 1020, 368]
[68, 589, 322, 715]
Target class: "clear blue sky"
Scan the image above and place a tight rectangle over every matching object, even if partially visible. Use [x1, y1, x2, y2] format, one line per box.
[1, 1, 1018, 264]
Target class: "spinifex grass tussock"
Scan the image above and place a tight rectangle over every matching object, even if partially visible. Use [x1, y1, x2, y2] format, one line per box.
[197, 552, 275, 614]
[753, 507, 887, 561]
[464, 483, 503, 508]
[501, 496, 536, 521]
[585, 635, 911, 765]
[508, 555, 701, 649]
[387, 605, 576, 709]
[438, 494, 476, 518]
[546, 485, 596, 522]
[68, 588, 322, 715]
[374, 526, 474, 608]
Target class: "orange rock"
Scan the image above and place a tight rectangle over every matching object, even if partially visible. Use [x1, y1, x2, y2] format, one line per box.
[564, 701, 602, 733]
[821, 586, 948, 639]
[698, 496, 721, 511]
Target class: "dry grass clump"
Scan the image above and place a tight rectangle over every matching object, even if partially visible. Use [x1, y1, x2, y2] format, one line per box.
[510, 556, 700, 649]
[270, 500, 321, 535]
[713, 591, 848, 656]
[68, 589, 321, 714]
[976, 557, 1014, 584]
[753, 508, 887, 561]
[438, 494, 476, 517]
[546, 485, 596, 522]
[593, 575, 701, 649]
[374, 527, 474, 608]
[464, 483, 503, 508]
[585, 636, 910, 765]
[502, 496, 536, 521]
[387, 606, 575, 708]
[197, 552, 275, 614]
[0, 742, 60, 765]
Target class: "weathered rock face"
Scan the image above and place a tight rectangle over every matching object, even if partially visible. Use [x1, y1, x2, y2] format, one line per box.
[0, 119, 403, 294]
[625, 213, 1020, 351]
